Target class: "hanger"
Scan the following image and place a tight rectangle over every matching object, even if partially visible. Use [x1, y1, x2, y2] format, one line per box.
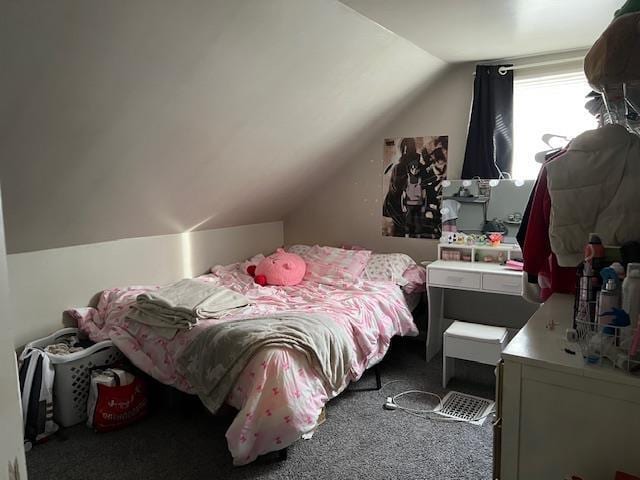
[533, 134, 571, 164]
[541, 134, 571, 149]
[535, 148, 562, 164]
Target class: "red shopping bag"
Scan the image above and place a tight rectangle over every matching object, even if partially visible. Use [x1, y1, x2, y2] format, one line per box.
[87, 369, 148, 432]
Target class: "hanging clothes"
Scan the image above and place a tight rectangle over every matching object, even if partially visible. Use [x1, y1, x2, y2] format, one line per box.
[520, 159, 576, 303]
[546, 124, 640, 266]
[516, 149, 565, 250]
[521, 124, 640, 302]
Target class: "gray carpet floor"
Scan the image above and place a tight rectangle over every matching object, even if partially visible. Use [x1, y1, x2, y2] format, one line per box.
[26, 338, 495, 480]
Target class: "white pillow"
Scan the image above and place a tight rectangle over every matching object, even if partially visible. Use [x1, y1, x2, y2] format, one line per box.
[363, 253, 416, 286]
[285, 244, 312, 256]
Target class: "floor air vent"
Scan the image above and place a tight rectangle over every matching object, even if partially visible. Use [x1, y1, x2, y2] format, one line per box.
[432, 391, 494, 425]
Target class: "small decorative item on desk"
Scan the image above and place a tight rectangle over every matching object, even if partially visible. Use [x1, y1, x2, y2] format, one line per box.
[488, 232, 503, 247]
[441, 232, 469, 245]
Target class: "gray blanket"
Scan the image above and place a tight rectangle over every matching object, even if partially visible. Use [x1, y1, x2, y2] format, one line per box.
[177, 313, 354, 413]
[126, 279, 250, 338]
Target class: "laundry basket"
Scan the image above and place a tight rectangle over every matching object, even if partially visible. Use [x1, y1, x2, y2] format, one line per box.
[24, 328, 123, 427]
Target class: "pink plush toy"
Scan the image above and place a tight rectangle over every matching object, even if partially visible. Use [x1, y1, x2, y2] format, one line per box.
[247, 248, 306, 286]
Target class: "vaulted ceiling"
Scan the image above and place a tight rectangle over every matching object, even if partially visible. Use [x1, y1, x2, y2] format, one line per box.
[0, 0, 617, 253]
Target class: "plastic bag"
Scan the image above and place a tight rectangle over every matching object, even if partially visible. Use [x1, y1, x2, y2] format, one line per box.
[86, 368, 148, 432]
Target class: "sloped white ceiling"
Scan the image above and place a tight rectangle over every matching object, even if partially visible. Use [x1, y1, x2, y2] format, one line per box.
[0, 0, 444, 253]
[341, 0, 620, 61]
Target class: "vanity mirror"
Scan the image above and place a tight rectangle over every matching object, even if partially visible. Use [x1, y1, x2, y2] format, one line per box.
[440, 179, 534, 243]
[438, 179, 535, 263]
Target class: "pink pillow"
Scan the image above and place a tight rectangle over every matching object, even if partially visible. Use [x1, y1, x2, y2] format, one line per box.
[401, 264, 426, 294]
[302, 245, 371, 278]
[303, 259, 358, 286]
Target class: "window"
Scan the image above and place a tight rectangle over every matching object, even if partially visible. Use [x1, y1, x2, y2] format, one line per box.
[512, 71, 598, 180]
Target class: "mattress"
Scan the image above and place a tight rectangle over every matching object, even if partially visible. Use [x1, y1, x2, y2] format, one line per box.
[68, 260, 417, 465]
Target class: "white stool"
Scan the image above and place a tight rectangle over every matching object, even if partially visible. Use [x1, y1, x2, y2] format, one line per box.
[442, 321, 508, 388]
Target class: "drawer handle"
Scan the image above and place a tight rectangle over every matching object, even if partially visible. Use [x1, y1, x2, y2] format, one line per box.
[446, 276, 464, 283]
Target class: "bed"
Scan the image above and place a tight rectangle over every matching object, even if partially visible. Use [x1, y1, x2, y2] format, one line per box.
[67, 247, 423, 465]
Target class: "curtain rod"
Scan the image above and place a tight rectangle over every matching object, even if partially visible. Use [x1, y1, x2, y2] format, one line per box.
[496, 57, 585, 75]
[472, 56, 585, 75]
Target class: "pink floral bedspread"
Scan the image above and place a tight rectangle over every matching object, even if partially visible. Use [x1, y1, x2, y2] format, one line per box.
[67, 259, 417, 465]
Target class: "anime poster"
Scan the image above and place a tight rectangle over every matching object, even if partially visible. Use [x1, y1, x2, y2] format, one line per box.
[382, 136, 448, 239]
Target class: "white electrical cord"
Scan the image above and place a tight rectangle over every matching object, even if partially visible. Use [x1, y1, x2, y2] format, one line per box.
[383, 389, 495, 424]
[390, 390, 443, 414]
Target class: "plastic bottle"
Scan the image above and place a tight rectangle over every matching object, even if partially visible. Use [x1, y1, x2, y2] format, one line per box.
[584, 233, 606, 273]
[578, 234, 606, 324]
[598, 278, 620, 326]
[622, 263, 640, 349]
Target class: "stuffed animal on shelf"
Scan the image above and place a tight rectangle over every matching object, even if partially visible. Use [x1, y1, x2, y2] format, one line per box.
[246, 248, 306, 286]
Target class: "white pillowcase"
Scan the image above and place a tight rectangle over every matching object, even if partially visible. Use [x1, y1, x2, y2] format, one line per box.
[285, 244, 312, 256]
[363, 253, 416, 286]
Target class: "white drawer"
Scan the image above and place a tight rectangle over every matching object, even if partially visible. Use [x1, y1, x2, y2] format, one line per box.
[482, 273, 522, 295]
[428, 268, 481, 290]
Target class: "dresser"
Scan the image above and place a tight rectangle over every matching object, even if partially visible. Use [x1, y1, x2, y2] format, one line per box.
[425, 260, 523, 361]
[497, 294, 640, 479]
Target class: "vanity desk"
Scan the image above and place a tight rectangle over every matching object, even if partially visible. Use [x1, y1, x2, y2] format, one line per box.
[425, 178, 535, 362]
[424, 257, 523, 362]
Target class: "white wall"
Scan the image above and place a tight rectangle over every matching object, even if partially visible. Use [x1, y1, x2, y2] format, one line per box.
[0, 191, 27, 480]
[8, 221, 283, 347]
[284, 63, 475, 261]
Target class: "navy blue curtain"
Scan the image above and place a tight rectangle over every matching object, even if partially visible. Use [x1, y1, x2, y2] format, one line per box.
[461, 65, 514, 179]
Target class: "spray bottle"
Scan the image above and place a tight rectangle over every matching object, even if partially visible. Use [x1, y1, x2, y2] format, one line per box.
[579, 234, 606, 323]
